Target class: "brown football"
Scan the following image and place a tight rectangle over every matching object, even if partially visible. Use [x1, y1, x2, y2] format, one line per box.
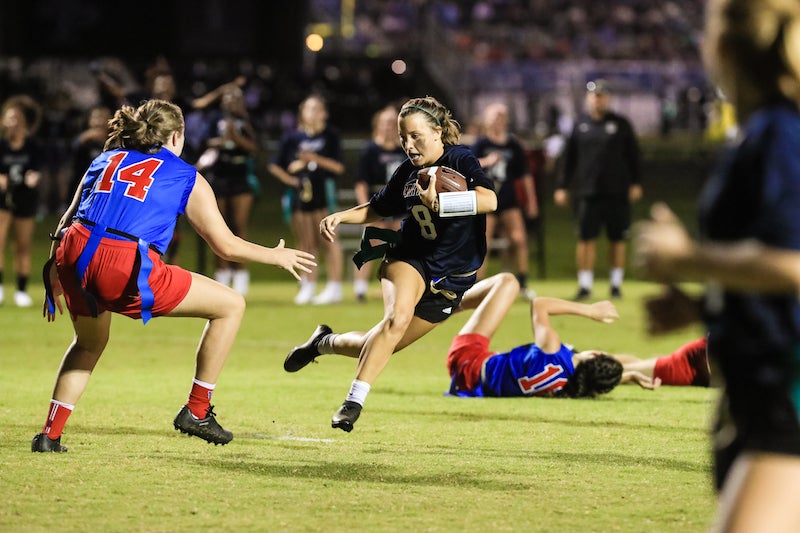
[416, 166, 469, 193]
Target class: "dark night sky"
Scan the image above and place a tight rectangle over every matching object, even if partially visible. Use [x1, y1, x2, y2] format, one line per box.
[0, 0, 308, 66]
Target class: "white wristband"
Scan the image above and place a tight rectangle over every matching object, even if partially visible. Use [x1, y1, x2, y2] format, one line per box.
[438, 190, 477, 217]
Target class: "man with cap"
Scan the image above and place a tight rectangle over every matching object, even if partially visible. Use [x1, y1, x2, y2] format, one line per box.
[554, 79, 642, 300]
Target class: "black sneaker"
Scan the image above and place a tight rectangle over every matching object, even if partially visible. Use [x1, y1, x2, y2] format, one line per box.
[284, 324, 332, 373]
[574, 287, 592, 301]
[31, 433, 68, 453]
[610, 286, 622, 299]
[331, 401, 362, 432]
[173, 405, 233, 445]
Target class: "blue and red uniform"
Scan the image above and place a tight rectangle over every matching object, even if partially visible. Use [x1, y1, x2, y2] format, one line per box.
[55, 148, 196, 323]
[447, 333, 575, 397]
[699, 99, 800, 488]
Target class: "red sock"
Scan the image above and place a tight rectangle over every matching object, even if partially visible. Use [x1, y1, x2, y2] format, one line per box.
[42, 399, 74, 439]
[654, 337, 709, 387]
[186, 379, 215, 419]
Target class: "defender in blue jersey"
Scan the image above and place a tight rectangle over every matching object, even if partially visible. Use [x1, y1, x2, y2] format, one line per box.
[446, 273, 622, 399]
[633, 0, 800, 528]
[285, 96, 497, 432]
[32, 100, 316, 453]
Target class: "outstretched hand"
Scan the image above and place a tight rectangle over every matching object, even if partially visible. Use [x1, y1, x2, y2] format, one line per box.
[272, 239, 317, 281]
[622, 371, 662, 390]
[644, 285, 703, 335]
[590, 300, 619, 323]
[319, 214, 343, 243]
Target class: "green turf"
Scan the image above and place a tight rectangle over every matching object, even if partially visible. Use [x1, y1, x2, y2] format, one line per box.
[2, 278, 714, 532]
[1, 140, 720, 531]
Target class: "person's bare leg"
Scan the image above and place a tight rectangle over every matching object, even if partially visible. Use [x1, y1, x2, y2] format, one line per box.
[456, 272, 519, 338]
[51, 312, 112, 404]
[477, 214, 498, 280]
[713, 453, 800, 533]
[500, 209, 529, 281]
[354, 262, 426, 383]
[167, 273, 246, 383]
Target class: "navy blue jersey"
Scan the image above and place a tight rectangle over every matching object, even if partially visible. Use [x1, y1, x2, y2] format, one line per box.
[699, 100, 800, 381]
[355, 141, 407, 195]
[271, 126, 342, 211]
[76, 148, 196, 253]
[457, 343, 575, 397]
[370, 144, 494, 281]
[472, 135, 530, 211]
[0, 137, 44, 215]
[205, 113, 256, 184]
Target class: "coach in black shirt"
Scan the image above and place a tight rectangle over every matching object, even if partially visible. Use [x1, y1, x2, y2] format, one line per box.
[554, 79, 642, 300]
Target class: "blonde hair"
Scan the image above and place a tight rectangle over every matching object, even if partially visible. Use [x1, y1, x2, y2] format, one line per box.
[399, 96, 461, 145]
[705, 0, 800, 120]
[104, 99, 184, 153]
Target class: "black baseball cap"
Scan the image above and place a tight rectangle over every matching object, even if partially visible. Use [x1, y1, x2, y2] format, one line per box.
[586, 79, 611, 94]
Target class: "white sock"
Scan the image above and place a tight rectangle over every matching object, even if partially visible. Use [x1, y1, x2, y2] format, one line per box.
[345, 379, 371, 406]
[353, 279, 368, 295]
[324, 281, 342, 295]
[215, 268, 233, 286]
[578, 270, 594, 289]
[317, 333, 339, 355]
[610, 268, 624, 288]
[232, 269, 250, 295]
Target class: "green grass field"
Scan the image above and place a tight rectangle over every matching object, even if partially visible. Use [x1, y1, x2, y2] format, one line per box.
[0, 146, 720, 532]
[1, 276, 714, 532]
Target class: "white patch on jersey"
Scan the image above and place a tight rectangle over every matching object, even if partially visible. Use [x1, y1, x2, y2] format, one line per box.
[403, 180, 419, 198]
[605, 121, 618, 135]
[578, 122, 590, 133]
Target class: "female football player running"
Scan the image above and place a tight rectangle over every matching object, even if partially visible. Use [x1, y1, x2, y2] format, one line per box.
[285, 96, 497, 432]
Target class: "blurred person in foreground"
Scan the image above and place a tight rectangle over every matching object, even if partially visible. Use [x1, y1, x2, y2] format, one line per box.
[284, 96, 496, 432]
[634, 0, 800, 530]
[352, 104, 407, 302]
[554, 79, 642, 301]
[32, 100, 315, 453]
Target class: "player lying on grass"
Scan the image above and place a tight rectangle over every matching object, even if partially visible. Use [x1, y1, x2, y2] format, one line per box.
[286, 273, 711, 399]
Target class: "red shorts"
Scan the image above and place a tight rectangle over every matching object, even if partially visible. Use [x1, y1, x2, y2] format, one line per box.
[56, 224, 192, 320]
[447, 333, 494, 392]
[654, 336, 710, 387]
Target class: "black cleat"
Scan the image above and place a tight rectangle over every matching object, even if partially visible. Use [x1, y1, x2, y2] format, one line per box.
[173, 405, 233, 445]
[610, 286, 622, 299]
[331, 401, 362, 432]
[32, 433, 68, 453]
[574, 287, 592, 301]
[284, 324, 332, 373]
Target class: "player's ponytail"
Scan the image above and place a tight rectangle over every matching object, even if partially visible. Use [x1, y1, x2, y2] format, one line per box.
[105, 99, 183, 154]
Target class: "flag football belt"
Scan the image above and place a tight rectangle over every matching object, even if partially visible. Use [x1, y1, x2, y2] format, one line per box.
[352, 226, 402, 270]
[429, 270, 478, 301]
[44, 217, 161, 324]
